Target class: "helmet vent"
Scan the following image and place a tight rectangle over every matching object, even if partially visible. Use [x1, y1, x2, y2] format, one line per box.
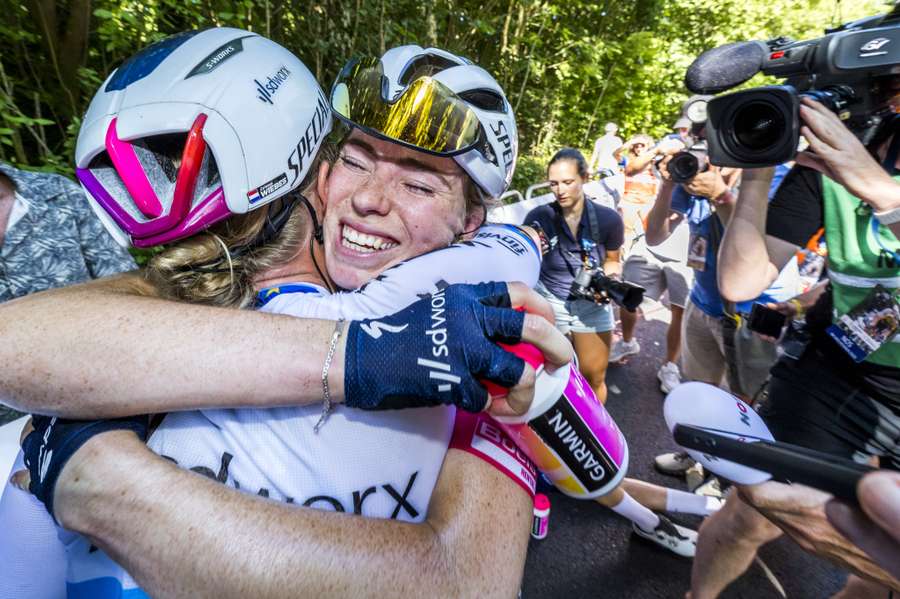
[458, 89, 505, 113]
[399, 55, 460, 86]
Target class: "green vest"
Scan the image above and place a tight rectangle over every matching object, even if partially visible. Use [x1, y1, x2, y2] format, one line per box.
[822, 176, 900, 367]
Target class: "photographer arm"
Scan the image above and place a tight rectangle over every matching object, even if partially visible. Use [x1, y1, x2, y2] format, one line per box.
[644, 179, 680, 246]
[797, 98, 900, 238]
[739, 480, 900, 591]
[624, 147, 660, 176]
[51, 431, 532, 598]
[717, 168, 800, 302]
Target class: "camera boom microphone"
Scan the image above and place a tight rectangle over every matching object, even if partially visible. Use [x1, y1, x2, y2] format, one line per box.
[685, 41, 769, 94]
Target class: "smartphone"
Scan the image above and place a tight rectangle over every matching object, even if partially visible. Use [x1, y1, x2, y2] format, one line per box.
[673, 424, 874, 503]
[747, 303, 788, 338]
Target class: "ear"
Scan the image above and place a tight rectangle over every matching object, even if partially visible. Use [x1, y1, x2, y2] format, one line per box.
[462, 204, 486, 235]
[317, 160, 332, 206]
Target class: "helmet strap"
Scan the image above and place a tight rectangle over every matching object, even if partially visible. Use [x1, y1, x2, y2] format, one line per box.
[299, 193, 324, 245]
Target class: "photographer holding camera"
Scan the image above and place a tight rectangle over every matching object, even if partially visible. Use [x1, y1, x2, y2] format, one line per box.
[699, 98, 900, 596]
[525, 148, 627, 404]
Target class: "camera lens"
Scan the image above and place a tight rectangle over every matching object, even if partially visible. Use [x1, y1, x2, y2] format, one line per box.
[731, 101, 786, 152]
[668, 152, 699, 183]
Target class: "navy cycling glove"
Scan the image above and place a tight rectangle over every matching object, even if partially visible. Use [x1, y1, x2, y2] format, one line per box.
[22, 415, 149, 521]
[344, 282, 527, 412]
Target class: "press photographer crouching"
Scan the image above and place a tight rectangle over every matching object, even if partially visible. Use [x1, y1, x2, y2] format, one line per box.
[689, 9, 900, 596]
[526, 148, 639, 404]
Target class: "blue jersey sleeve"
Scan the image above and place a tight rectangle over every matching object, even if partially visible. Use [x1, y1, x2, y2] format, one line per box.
[670, 185, 691, 216]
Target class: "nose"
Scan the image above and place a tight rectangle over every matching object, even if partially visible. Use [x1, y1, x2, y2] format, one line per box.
[350, 172, 391, 216]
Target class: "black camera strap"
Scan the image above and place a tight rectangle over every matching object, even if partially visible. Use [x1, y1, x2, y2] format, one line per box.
[553, 200, 603, 279]
[706, 206, 737, 314]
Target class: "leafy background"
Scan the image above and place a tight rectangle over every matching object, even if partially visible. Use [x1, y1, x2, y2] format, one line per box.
[0, 0, 887, 192]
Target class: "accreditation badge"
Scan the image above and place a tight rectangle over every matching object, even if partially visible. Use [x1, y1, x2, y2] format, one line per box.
[687, 234, 707, 272]
[827, 285, 900, 362]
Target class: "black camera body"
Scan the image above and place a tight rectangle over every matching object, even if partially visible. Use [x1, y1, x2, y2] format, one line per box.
[569, 266, 645, 312]
[689, 10, 900, 168]
[668, 140, 709, 183]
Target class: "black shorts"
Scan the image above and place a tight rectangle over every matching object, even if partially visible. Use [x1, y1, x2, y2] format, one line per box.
[757, 345, 900, 471]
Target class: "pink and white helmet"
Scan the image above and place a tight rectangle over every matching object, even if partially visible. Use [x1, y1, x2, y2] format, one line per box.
[75, 28, 331, 248]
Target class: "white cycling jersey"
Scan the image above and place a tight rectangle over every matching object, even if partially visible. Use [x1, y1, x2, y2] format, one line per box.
[34, 224, 539, 598]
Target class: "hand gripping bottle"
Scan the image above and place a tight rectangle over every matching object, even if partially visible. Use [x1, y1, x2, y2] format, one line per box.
[489, 344, 629, 499]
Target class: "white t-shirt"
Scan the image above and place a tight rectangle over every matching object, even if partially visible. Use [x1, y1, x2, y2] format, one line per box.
[592, 134, 623, 171]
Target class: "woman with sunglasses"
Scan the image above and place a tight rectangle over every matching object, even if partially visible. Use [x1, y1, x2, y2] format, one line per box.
[0, 32, 570, 598]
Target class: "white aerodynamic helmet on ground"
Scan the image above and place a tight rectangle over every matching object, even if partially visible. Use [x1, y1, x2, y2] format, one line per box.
[75, 28, 331, 248]
[329, 45, 517, 198]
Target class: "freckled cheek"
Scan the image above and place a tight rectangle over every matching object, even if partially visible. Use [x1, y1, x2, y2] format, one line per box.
[403, 207, 458, 248]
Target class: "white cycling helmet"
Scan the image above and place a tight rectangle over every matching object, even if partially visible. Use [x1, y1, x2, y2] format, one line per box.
[329, 45, 517, 198]
[75, 28, 331, 248]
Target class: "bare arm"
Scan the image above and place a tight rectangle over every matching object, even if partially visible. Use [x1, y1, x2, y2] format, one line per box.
[603, 248, 622, 278]
[644, 179, 677, 246]
[0, 273, 347, 417]
[740, 481, 900, 591]
[54, 432, 532, 598]
[0, 272, 569, 418]
[796, 98, 900, 239]
[717, 168, 799, 302]
[623, 149, 658, 176]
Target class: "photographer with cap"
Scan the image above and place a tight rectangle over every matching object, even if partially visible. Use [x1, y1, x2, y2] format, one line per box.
[697, 85, 900, 595]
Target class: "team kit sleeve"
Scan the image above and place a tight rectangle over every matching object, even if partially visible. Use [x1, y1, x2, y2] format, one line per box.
[0, 453, 67, 598]
[267, 224, 542, 321]
[264, 223, 542, 491]
[449, 410, 537, 497]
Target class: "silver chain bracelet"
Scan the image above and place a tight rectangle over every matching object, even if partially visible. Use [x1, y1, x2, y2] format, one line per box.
[315, 318, 345, 433]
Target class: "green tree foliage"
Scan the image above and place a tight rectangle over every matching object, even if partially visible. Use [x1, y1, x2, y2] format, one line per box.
[0, 0, 888, 190]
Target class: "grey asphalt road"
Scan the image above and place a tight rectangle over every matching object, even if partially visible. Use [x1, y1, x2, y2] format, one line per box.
[521, 312, 846, 599]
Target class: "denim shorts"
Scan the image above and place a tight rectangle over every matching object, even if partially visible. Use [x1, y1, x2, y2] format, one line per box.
[536, 282, 615, 334]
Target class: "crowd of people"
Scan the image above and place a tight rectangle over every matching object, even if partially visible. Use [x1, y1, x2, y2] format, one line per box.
[0, 20, 897, 599]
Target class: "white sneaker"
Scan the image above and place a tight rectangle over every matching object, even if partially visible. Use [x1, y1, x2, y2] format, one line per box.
[657, 361, 682, 393]
[609, 339, 640, 363]
[633, 514, 697, 558]
[694, 476, 725, 500]
[654, 451, 697, 476]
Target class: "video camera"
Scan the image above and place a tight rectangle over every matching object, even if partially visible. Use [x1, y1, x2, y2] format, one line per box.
[685, 8, 900, 168]
[569, 265, 645, 312]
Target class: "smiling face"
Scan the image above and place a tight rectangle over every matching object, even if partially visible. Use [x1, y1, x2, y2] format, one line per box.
[547, 159, 585, 211]
[319, 129, 480, 289]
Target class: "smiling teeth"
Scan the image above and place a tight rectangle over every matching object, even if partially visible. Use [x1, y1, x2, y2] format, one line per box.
[342, 225, 397, 253]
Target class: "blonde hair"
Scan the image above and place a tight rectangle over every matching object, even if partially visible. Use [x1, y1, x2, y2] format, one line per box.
[145, 143, 336, 309]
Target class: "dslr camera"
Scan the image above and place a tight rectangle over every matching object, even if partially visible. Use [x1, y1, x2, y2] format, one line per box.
[685, 9, 900, 168]
[665, 95, 712, 183]
[569, 265, 645, 312]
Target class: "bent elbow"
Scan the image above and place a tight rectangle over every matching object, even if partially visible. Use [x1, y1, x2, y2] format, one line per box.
[718, 272, 768, 304]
